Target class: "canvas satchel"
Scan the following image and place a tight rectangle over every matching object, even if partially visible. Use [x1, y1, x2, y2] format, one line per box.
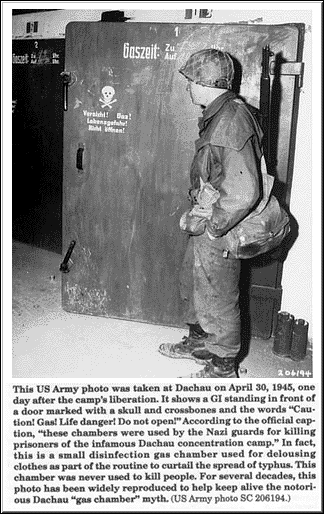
[222, 156, 291, 259]
[180, 157, 290, 259]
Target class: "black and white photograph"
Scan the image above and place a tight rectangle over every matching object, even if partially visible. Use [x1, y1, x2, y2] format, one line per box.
[3, 2, 322, 512]
[9, 4, 317, 380]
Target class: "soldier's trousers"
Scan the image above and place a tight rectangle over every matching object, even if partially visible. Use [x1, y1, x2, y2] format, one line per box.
[180, 232, 241, 358]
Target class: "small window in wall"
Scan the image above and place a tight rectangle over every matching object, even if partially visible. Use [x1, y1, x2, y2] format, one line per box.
[184, 9, 213, 19]
[26, 21, 39, 33]
[199, 9, 212, 18]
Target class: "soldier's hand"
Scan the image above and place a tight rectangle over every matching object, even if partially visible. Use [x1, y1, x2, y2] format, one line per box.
[190, 205, 212, 219]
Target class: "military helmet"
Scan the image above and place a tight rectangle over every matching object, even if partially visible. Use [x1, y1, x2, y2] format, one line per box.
[179, 49, 234, 89]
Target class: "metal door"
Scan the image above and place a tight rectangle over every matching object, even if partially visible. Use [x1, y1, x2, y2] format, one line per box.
[62, 22, 304, 335]
[12, 38, 65, 253]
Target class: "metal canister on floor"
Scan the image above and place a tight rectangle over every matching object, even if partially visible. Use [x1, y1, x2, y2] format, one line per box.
[272, 311, 295, 357]
[290, 319, 309, 361]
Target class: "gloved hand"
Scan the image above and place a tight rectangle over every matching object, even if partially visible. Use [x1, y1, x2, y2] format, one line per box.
[180, 182, 220, 235]
[179, 210, 206, 235]
[188, 187, 200, 206]
[190, 204, 213, 219]
[197, 182, 220, 209]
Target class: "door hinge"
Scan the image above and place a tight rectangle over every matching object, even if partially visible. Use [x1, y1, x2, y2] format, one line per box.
[270, 61, 305, 88]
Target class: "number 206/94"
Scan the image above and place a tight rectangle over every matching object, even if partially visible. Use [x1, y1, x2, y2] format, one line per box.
[278, 369, 312, 377]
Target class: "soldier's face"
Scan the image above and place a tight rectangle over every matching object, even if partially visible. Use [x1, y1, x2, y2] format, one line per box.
[186, 80, 205, 106]
[186, 80, 206, 107]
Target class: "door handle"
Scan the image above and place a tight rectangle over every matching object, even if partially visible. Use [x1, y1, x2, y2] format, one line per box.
[76, 144, 84, 171]
[61, 72, 71, 111]
[61, 71, 76, 111]
[63, 78, 69, 111]
[60, 240, 76, 273]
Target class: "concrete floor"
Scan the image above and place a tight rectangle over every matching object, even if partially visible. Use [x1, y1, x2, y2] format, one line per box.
[12, 240, 313, 379]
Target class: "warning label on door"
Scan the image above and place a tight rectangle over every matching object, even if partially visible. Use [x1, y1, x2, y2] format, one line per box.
[83, 110, 131, 134]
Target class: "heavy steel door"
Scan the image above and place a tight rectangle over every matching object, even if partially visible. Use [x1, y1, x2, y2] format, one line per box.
[12, 39, 65, 253]
[62, 22, 304, 336]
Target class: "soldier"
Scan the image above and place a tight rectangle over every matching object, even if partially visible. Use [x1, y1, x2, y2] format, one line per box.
[159, 49, 264, 378]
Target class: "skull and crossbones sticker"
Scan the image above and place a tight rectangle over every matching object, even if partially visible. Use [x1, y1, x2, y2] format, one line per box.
[99, 86, 117, 108]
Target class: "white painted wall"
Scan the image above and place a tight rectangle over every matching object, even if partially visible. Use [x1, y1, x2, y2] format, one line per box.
[11, 4, 320, 338]
[12, 9, 106, 39]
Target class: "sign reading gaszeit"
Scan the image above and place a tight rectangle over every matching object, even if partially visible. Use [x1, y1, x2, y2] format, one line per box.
[123, 41, 178, 61]
[12, 40, 64, 65]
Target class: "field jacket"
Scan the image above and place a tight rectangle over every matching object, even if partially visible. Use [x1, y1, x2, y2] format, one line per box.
[189, 90, 264, 237]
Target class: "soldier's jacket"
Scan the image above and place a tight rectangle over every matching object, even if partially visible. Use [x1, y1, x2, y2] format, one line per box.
[190, 90, 264, 237]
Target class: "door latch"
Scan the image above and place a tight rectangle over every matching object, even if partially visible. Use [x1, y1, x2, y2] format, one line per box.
[60, 240, 76, 273]
[76, 144, 85, 172]
[60, 71, 77, 111]
[270, 61, 305, 88]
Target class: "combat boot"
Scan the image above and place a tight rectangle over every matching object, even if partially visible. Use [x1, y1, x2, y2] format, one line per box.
[159, 323, 213, 363]
[179, 355, 238, 378]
